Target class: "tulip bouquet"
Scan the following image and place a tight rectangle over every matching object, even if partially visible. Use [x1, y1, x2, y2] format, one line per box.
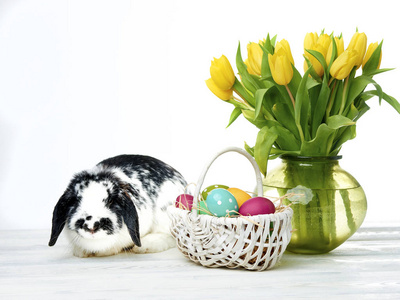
[206, 30, 400, 176]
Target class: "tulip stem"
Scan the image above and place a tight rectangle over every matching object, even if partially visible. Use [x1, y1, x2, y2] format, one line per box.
[285, 85, 296, 108]
[326, 80, 337, 119]
[339, 77, 349, 115]
[233, 95, 254, 111]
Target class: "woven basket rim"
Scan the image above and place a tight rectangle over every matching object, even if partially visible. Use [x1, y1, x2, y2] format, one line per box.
[168, 205, 293, 225]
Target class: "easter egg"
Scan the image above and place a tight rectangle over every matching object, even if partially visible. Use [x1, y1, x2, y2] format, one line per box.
[206, 188, 238, 217]
[175, 194, 194, 210]
[239, 197, 275, 216]
[227, 187, 251, 207]
[195, 200, 212, 215]
[201, 184, 229, 200]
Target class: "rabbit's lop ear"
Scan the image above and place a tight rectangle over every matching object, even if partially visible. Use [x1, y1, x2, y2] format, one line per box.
[118, 185, 141, 247]
[121, 199, 141, 247]
[49, 190, 77, 247]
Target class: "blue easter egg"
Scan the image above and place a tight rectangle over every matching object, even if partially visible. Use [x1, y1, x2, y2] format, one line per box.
[206, 188, 239, 217]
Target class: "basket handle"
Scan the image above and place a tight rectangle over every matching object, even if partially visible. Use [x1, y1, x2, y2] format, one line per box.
[192, 147, 264, 217]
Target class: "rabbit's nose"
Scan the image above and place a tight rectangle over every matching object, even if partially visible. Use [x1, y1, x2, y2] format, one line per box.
[83, 221, 100, 234]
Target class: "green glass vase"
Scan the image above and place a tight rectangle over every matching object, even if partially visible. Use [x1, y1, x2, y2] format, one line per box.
[263, 156, 367, 254]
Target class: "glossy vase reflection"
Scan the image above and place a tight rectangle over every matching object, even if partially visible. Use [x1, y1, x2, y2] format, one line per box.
[263, 156, 367, 254]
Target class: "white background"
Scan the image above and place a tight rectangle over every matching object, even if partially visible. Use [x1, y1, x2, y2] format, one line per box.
[0, 0, 399, 230]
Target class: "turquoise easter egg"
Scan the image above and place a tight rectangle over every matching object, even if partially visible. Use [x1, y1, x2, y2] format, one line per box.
[201, 184, 229, 200]
[206, 188, 238, 217]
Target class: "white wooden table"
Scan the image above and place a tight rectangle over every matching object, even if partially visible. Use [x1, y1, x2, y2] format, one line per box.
[1, 225, 399, 299]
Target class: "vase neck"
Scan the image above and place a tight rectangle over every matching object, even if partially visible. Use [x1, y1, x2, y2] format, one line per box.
[280, 155, 342, 164]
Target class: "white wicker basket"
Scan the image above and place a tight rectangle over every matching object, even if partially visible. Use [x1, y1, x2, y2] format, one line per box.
[168, 147, 293, 271]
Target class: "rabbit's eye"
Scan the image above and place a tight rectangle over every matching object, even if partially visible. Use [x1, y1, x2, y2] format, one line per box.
[75, 218, 85, 229]
[99, 218, 114, 234]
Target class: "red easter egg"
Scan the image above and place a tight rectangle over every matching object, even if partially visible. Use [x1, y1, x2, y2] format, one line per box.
[239, 197, 275, 216]
[175, 194, 194, 210]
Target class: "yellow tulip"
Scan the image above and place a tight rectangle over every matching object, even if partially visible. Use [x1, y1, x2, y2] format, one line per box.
[210, 55, 236, 90]
[275, 39, 295, 65]
[304, 43, 327, 77]
[247, 42, 263, 76]
[244, 59, 258, 75]
[362, 42, 382, 70]
[347, 32, 367, 69]
[205, 78, 233, 101]
[316, 34, 331, 57]
[326, 36, 344, 65]
[330, 50, 358, 80]
[304, 32, 318, 50]
[303, 33, 332, 77]
[268, 49, 293, 85]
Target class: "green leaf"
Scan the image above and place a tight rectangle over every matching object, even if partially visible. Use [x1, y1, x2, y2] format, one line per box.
[232, 79, 255, 107]
[242, 109, 269, 129]
[347, 104, 359, 120]
[254, 89, 268, 119]
[244, 142, 254, 157]
[311, 77, 330, 137]
[361, 68, 394, 77]
[363, 90, 400, 114]
[330, 80, 344, 116]
[295, 67, 312, 141]
[300, 124, 335, 156]
[287, 65, 303, 99]
[353, 102, 370, 122]
[306, 77, 321, 90]
[362, 41, 383, 76]
[254, 126, 278, 176]
[346, 75, 382, 112]
[269, 126, 301, 151]
[254, 87, 278, 120]
[305, 49, 328, 80]
[303, 55, 323, 83]
[236, 43, 262, 94]
[272, 103, 300, 140]
[260, 51, 272, 81]
[326, 115, 355, 130]
[261, 33, 276, 55]
[226, 107, 242, 128]
[327, 35, 338, 73]
[330, 125, 357, 155]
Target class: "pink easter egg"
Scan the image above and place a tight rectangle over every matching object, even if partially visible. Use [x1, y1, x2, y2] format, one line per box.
[175, 194, 194, 210]
[239, 197, 275, 216]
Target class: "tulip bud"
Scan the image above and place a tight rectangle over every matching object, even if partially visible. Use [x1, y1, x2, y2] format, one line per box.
[304, 43, 326, 77]
[268, 49, 294, 85]
[275, 39, 295, 65]
[304, 32, 318, 50]
[347, 32, 367, 69]
[205, 78, 233, 101]
[210, 55, 236, 91]
[326, 36, 344, 65]
[246, 42, 263, 76]
[244, 59, 258, 75]
[303, 33, 332, 77]
[330, 50, 358, 80]
[316, 34, 331, 57]
[362, 42, 382, 70]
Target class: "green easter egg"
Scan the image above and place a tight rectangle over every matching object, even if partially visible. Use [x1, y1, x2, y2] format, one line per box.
[201, 184, 229, 200]
[198, 200, 211, 215]
[190, 200, 211, 215]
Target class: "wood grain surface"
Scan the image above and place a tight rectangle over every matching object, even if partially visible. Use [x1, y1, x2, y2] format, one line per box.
[1, 225, 399, 299]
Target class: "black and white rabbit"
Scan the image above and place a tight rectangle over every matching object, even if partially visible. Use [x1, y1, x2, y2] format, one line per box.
[49, 154, 186, 257]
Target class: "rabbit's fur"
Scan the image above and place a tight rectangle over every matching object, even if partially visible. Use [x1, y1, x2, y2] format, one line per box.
[49, 155, 186, 257]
